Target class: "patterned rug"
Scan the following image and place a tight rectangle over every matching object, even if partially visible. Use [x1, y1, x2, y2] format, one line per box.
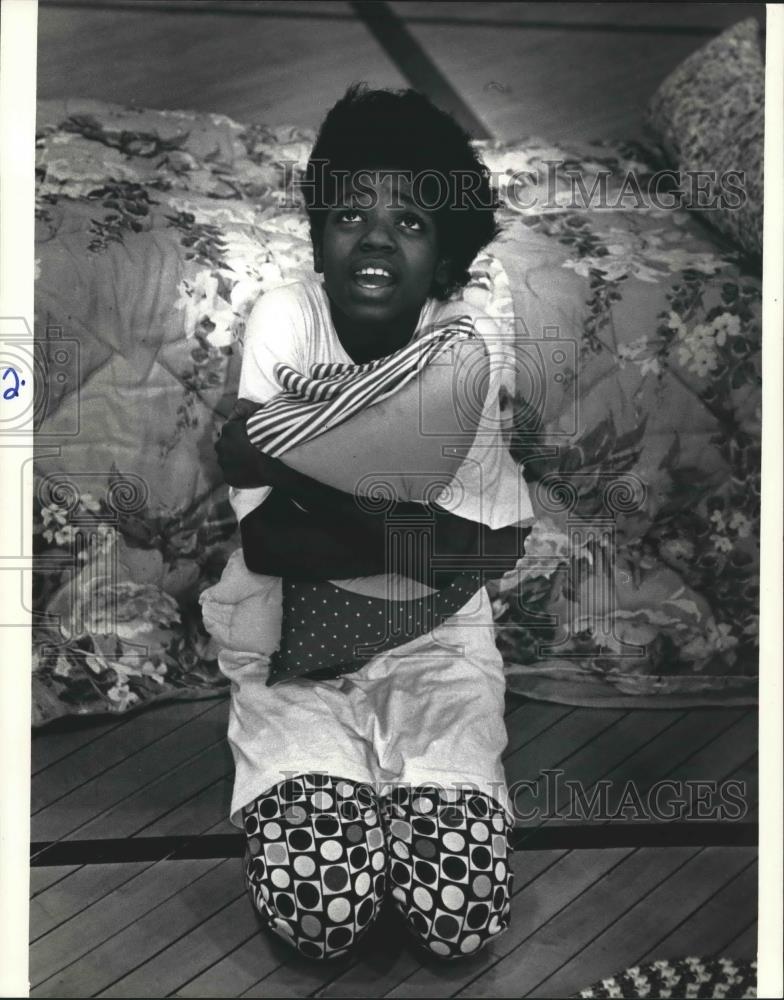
[573, 956, 756, 998]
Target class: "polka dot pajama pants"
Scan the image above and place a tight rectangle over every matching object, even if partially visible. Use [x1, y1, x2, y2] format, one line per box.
[243, 772, 513, 961]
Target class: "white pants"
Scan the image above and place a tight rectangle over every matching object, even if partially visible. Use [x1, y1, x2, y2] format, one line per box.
[200, 549, 513, 827]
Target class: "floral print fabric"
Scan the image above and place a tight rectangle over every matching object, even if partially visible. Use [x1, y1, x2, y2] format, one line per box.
[646, 17, 764, 258]
[479, 137, 760, 706]
[32, 99, 759, 724]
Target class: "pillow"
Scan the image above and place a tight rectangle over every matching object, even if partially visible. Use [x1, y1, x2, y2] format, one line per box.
[248, 321, 525, 686]
[231, 272, 528, 685]
[268, 572, 484, 686]
[267, 333, 490, 501]
[646, 17, 764, 257]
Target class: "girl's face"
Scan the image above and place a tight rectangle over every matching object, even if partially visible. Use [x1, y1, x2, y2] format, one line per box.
[314, 171, 451, 328]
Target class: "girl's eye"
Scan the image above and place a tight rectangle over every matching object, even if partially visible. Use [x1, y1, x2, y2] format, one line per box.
[399, 213, 424, 231]
[338, 209, 363, 223]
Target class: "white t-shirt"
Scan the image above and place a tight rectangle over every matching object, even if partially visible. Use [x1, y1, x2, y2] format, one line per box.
[230, 279, 535, 531]
[206, 280, 533, 822]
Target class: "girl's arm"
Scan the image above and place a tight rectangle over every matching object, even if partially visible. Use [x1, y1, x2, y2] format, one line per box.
[219, 307, 528, 579]
[240, 490, 387, 578]
[267, 337, 489, 501]
[219, 336, 489, 499]
[238, 462, 528, 582]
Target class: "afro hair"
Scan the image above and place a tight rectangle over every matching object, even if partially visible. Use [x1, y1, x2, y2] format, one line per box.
[302, 83, 501, 300]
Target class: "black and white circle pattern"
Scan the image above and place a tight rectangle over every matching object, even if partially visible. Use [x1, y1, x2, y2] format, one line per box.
[244, 773, 387, 959]
[243, 774, 514, 962]
[380, 784, 514, 959]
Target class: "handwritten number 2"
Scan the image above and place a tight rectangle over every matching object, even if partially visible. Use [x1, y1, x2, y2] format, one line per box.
[2, 367, 25, 400]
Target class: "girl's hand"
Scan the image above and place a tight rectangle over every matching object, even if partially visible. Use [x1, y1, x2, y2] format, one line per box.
[228, 397, 264, 422]
[215, 398, 266, 488]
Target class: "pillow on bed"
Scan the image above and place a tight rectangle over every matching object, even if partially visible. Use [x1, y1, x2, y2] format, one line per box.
[646, 17, 764, 257]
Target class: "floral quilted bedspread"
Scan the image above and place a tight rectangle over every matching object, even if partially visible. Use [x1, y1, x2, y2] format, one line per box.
[32, 99, 760, 725]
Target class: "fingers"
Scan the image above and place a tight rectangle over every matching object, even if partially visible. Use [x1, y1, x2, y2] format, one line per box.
[230, 397, 263, 420]
[215, 410, 266, 488]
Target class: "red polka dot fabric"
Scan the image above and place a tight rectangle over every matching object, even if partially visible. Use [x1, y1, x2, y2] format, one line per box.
[243, 772, 513, 961]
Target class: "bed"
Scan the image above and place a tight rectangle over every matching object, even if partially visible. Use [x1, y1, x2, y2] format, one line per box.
[31, 19, 763, 725]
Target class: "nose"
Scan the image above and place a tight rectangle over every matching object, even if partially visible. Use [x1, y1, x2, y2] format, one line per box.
[360, 215, 396, 252]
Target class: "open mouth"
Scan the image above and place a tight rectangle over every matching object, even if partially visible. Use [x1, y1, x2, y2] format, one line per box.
[353, 265, 396, 290]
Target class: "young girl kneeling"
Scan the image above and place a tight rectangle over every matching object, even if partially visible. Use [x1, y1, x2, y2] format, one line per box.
[201, 84, 535, 962]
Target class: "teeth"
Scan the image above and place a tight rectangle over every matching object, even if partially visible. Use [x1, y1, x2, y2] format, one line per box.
[356, 267, 391, 277]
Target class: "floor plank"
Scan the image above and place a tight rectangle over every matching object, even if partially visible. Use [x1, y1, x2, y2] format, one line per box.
[30, 865, 80, 897]
[513, 709, 685, 827]
[726, 755, 758, 821]
[29, 845, 757, 997]
[502, 700, 576, 758]
[32, 859, 238, 997]
[391, 2, 764, 143]
[30, 861, 152, 942]
[663, 712, 757, 785]
[72, 737, 233, 840]
[594, 710, 751, 820]
[240, 950, 357, 998]
[31, 699, 230, 843]
[462, 846, 701, 998]
[566, 709, 754, 827]
[524, 709, 747, 830]
[504, 708, 627, 791]
[30, 703, 754, 854]
[32, 715, 129, 775]
[30, 857, 222, 989]
[102, 893, 262, 997]
[38, 1, 763, 147]
[28, 701, 756, 994]
[37, 2, 407, 127]
[719, 920, 758, 960]
[140, 776, 234, 837]
[522, 846, 757, 999]
[638, 858, 758, 961]
[174, 932, 290, 998]
[49, 0, 355, 10]
[393, 2, 762, 31]
[390, 22, 713, 143]
[32, 698, 222, 814]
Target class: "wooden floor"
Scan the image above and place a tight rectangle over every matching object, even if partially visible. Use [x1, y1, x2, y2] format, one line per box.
[32, 1, 761, 996]
[37, 0, 764, 143]
[30, 692, 758, 997]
